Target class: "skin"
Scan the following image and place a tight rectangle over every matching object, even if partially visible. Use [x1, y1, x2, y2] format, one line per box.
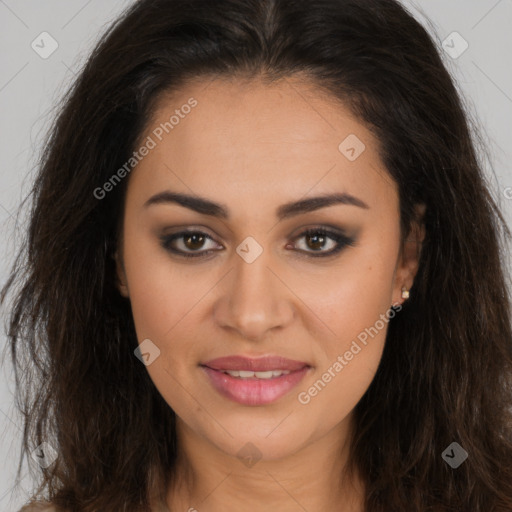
[115, 75, 425, 512]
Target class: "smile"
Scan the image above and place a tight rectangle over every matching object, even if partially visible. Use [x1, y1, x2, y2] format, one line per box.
[221, 369, 291, 378]
[200, 355, 311, 405]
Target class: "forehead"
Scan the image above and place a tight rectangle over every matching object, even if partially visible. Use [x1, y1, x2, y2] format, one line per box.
[128, 76, 397, 215]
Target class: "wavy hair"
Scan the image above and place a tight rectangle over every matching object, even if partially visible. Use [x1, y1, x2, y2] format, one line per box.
[2, 0, 512, 510]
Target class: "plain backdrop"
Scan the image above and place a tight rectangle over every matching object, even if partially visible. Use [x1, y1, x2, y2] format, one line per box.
[1, 1, 511, 510]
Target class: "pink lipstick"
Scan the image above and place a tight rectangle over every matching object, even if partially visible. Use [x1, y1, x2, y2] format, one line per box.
[201, 355, 311, 406]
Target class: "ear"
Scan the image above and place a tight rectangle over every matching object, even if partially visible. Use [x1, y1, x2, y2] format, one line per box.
[391, 203, 426, 307]
[114, 249, 130, 298]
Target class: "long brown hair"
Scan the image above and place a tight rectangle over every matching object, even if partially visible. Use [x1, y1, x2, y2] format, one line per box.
[3, 0, 512, 510]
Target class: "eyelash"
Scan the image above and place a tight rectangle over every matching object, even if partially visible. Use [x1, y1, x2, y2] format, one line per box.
[159, 227, 356, 259]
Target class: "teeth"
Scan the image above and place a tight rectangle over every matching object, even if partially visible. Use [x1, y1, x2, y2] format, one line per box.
[223, 369, 291, 379]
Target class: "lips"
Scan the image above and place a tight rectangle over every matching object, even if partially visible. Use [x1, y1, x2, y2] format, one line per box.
[200, 355, 311, 406]
[202, 355, 309, 372]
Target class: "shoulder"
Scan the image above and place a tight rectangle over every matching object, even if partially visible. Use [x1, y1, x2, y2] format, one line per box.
[19, 502, 57, 512]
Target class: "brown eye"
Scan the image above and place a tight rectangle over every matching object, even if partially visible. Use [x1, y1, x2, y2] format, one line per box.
[160, 227, 355, 260]
[291, 228, 356, 257]
[183, 233, 206, 250]
[305, 232, 329, 251]
[160, 230, 221, 258]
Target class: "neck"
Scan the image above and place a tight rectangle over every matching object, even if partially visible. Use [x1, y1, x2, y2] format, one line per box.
[164, 414, 365, 512]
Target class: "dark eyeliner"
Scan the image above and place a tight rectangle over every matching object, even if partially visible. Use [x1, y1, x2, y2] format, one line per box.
[293, 227, 356, 258]
[159, 227, 355, 259]
[159, 230, 219, 259]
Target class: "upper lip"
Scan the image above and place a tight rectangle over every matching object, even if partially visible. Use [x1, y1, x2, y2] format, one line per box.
[201, 355, 310, 372]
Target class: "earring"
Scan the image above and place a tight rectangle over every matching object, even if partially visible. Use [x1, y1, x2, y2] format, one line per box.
[401, 286, 410, 299]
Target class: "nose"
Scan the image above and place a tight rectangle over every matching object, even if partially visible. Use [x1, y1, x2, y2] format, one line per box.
[213, 246, 295, 342]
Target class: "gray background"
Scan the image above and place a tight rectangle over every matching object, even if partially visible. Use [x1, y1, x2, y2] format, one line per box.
[0, 1, 511, 510]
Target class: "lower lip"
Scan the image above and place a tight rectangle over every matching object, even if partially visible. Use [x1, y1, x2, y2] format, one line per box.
[201, 366, 310, 406]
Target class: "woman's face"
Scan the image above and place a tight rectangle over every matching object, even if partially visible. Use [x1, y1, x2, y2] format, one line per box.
[116, 76, 422, 463]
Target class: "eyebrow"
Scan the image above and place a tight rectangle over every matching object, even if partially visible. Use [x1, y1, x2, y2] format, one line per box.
[143, 190, 369, 220]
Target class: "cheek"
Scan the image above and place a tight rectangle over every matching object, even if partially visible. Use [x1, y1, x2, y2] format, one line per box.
[122, 240, 208, 412]
[293, 234, 398, 355]
[294, 277, 394, 424]
[126, 268, 204, 343]
[292, 237, 398, 415]
[121, 220, 208, 342]
[295, 340, 385, 430]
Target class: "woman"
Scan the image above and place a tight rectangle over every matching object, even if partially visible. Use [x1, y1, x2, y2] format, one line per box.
[3, 0, 512, 510]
